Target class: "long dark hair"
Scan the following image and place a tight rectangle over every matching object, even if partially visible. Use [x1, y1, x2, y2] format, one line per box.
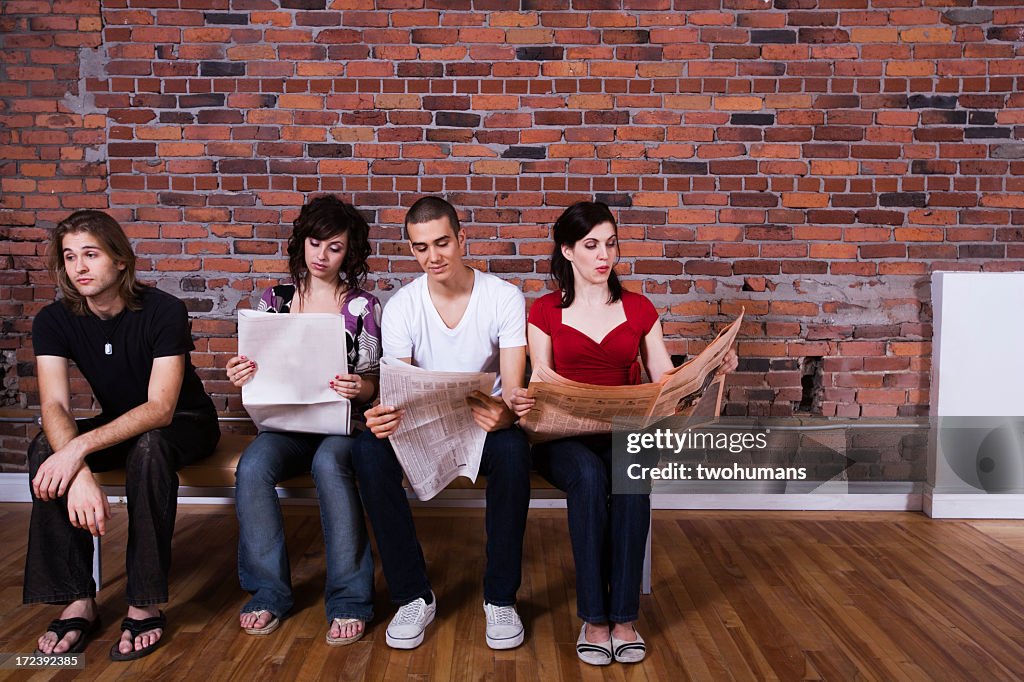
[287, 195, 371, 299]
[48, 210, 144, 316]
[550, 201, 622, 308]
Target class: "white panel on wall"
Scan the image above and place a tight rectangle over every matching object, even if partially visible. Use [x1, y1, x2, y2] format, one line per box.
[928, 272, 1024, 518]
[931, 272, 1024, 417]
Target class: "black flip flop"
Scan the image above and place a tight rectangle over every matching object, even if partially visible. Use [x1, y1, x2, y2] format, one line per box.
[34, 615, 101, 655]
[109, 611, 166, 662]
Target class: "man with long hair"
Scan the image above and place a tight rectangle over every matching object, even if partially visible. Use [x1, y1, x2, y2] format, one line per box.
[25, 210, 220, 661]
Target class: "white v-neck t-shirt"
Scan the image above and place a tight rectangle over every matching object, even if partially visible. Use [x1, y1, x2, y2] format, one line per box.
[381, 269, 526, 396]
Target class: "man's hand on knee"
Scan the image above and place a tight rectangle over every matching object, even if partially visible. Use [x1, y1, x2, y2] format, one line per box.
[66, 470, 110, 537]
[32, 440, 87, 501]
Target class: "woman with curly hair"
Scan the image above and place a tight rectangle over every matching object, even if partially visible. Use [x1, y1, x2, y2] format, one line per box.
[225, 195, 381, 645]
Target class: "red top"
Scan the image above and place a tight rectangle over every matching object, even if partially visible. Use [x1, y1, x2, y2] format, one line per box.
[528, 290, 659, 386]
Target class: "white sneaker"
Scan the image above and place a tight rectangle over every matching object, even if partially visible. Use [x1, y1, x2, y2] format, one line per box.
[385, 592, 436, 649]
[483, 602, 525, 650]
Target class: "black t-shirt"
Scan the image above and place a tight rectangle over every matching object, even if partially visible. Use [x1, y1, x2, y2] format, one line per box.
[32, 286, 215, 418]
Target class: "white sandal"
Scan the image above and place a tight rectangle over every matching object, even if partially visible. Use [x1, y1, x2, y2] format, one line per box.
[242, 610, 280, 636]
[326, 617, 365, 646]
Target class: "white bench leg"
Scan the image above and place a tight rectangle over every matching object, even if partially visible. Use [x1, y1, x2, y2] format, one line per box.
[92, 534, 102, 592]
[642, 504, 652, 595]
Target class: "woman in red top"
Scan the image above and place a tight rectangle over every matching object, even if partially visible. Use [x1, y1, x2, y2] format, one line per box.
[512, 202, 735, 666]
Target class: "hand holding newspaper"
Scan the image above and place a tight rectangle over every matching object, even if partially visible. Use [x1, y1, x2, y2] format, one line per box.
[379, 357, 496, 500]
[520, 311, 743, 442]
[237, 309, 351, 435]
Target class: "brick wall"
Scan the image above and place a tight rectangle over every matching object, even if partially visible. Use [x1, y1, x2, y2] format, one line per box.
[2, 0, 1023, 470]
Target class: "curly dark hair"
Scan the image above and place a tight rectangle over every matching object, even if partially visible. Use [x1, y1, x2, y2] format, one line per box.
[550, 201, 622, 308]
[287, 195, 372, 298]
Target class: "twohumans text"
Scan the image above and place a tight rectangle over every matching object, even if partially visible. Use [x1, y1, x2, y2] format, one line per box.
[626, 462, 808, 482]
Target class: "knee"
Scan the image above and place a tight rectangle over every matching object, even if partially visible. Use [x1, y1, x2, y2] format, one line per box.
[126, 430, 173, 475]
[488, 444, 531, 481]
[350, 432, 394, 479]
[27, 431, 54, 475]
[311, 438, 354, 481]
[235, 448, 277, 490]
[569, 461, 609, 499]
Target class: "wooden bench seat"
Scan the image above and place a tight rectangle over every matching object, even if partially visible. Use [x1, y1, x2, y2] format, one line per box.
[1, 411, 650, 594]
[91, 432, 559, 491]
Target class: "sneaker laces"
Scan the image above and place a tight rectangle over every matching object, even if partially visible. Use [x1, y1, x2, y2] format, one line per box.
[392, 599, 425, 626]
[486, 603, 520, 626]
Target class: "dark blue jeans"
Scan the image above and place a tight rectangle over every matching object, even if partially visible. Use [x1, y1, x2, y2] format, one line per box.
[24, 410, 220, 606]
[533, 434, 650, 624]
[352, 426, 531, 606]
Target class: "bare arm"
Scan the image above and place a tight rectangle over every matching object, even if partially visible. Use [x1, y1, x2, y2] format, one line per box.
[639, 319, 675, 383]
[364, 357, 410, 439]
[468, 345, 524, 432]
[32, 355, 185, 500]
[498, 345, 527, 405]
[526, 323, 553, 373]
[36, 355, 79, 453]
[510, 324, 550, 417]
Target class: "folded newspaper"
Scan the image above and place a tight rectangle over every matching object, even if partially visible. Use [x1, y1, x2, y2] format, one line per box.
[237, 309, 351, 435]
[520, 311, 743, 442]
[379, 358, 496, 500]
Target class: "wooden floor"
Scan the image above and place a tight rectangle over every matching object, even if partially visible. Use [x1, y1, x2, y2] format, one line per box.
[0, 503, 1022, 681]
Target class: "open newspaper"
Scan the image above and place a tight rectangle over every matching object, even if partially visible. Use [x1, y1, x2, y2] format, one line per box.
[238, 309, 351, 435]
[379, 357, 496, 500]
[520, 311, 743, 442]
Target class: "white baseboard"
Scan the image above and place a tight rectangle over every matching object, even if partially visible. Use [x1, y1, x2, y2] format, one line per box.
[652, 492, 920, 511]
[0, 474, 31, 502]
[924, 485, 1024, 518]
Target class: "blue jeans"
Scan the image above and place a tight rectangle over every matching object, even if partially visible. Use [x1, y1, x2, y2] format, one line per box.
[235, 431, 374, 623]
[352, 426, 531, 606]
[533, 435, 650, 624]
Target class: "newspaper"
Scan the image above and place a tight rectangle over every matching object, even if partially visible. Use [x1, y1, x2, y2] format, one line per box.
[520, 311, 743, 442]
[379, 357, 496, 500]
[237, 309, 351, 435]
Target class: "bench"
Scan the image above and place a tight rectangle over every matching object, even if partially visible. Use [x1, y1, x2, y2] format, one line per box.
[1, 412, 652, 594]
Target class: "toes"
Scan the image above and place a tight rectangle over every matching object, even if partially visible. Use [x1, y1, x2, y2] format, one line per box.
[331, 620, 363, 639]
[53, 631, 77, 654]
[38, 633, 56, 654]
[119, 632, 134, 655]
[241, 612, 271, 630]
[134, 628, 162, 651]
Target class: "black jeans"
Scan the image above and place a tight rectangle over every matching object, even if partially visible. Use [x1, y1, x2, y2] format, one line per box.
[23, 410, 220, 607]
[351, 426, 531, 606]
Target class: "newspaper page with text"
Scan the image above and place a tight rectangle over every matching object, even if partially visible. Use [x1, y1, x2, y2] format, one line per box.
[521, 311, 743, 442]
[379, 358, 496, 500]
